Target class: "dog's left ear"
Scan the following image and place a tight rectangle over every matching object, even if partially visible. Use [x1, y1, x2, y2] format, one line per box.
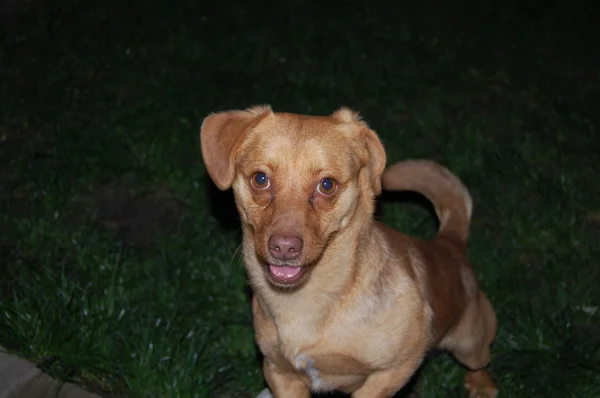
[331, 108, 387, 195]
[360, 127, 387, 195]
[200, 105, 273, 190]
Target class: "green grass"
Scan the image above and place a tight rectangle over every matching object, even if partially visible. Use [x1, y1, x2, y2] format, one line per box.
[1, 0, 599, 397]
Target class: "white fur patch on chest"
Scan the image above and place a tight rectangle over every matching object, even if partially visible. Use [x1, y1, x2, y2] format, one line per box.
[295, 354, 334, 392]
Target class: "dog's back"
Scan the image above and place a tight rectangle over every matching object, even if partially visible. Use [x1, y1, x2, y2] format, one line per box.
[381, 160, 497, 395]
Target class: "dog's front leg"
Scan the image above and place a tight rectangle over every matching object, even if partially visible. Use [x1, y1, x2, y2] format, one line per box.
[351, 357, 422, 398]
[263, 358, 311, 398]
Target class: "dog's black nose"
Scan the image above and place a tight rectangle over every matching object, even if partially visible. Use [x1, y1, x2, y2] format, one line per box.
[268, 235, 304, 260]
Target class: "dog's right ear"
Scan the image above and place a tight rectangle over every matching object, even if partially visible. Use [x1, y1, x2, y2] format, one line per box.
[331, 107, 387, 196]
[200, 105, 273, 190]
[360, 127, 387, 196]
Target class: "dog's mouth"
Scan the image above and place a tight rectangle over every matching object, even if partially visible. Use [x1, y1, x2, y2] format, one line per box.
[266, 263, 308, 286]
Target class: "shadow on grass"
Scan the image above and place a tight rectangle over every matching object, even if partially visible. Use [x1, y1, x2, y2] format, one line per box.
[204, 174, 242, 235]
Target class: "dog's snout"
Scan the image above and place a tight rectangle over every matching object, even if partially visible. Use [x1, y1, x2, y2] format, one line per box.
[268, 234, 304, 260]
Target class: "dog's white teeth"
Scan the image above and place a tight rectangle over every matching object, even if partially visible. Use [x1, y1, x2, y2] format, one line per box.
[255, 388, 273, 398]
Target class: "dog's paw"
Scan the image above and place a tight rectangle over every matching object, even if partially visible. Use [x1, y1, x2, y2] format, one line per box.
[255, 388, 273, 398]
[464, 370, 498, 398]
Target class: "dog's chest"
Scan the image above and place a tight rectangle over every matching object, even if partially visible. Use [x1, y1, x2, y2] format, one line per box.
[289, 351, 368, 393]
[254, 291, 417, 393]
[293, 354, 335, 392]
[275, 323, 373, 393]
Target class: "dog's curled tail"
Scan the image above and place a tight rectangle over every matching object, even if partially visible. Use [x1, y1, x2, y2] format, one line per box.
[381, 160, 473, 243]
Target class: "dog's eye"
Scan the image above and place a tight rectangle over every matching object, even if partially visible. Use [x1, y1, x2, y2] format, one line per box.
[251, 172, 270, 189]
[317, 178, 337, 195]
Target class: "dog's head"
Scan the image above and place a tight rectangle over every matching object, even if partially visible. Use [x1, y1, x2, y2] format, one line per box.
[200, 105, 386, 289]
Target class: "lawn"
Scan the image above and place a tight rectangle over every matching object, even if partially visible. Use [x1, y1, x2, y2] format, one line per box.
[0, 0, 599, 397]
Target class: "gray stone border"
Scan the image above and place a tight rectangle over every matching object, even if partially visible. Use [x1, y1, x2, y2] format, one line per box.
[0, 347, 104, 398]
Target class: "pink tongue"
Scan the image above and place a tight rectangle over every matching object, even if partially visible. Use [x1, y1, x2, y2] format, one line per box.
[269, 265, 301, 280]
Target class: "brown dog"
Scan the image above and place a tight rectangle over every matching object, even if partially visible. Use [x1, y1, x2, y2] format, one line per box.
[200, 106, 497, 398]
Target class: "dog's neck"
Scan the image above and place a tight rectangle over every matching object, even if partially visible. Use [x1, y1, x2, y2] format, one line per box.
[245, 210, 386, 346]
